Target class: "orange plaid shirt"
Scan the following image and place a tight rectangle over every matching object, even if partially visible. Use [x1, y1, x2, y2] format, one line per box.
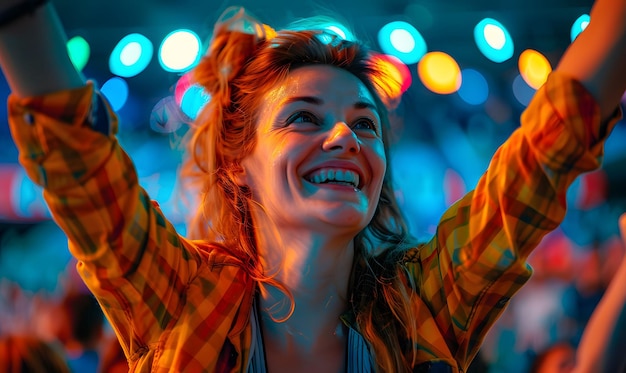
[7, 71, 621, 372]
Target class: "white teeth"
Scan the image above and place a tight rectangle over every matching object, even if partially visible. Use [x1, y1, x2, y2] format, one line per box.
[306, 168, 360, 188]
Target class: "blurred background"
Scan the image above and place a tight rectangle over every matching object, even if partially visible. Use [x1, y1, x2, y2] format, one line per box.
[0, 0, 625, 372]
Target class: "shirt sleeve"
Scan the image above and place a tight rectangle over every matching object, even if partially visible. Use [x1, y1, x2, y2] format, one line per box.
[7, 82, 202, 359]
[404, 71, 622, 369]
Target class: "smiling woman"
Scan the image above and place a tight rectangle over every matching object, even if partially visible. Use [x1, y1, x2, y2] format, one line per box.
[0, 2, 625, 373]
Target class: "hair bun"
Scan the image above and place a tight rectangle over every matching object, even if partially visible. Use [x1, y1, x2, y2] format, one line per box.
[193, 7, 275, 101]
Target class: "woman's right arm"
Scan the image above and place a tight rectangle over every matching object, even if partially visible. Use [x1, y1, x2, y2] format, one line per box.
[0, 2, 202, 363]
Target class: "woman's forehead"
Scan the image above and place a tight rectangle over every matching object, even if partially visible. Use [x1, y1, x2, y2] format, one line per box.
[265, 65, 376, 106]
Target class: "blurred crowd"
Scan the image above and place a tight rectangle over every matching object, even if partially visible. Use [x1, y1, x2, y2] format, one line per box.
[478, 227, 625, 373]
[0, 252, 127, 373]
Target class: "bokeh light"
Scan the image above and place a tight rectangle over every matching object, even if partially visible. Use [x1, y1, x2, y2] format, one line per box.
[378, 21, 427, 65]
[512, 74, 536, 106]
[417, 51, 461, 94]
[518, 49, 552, 89]
[0, 165, 49, 221]
[181, 85, 211, 120]
[174, 72, 193, 106]
[571, 14, 590, 42]
[173, 72, 211, 119]
[474, 18, 514, 63]
[159, 29, 202, 72]
[66, 36, 90, 72]
[109, 33, 154, 78]
[458, 68, 489, 105]
[100, 77, 129, 111]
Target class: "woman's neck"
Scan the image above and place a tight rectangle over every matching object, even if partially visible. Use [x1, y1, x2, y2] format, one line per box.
[257, 272, 350, 373]
[255, 224, 355, 353]
[255, 219, 355, 293]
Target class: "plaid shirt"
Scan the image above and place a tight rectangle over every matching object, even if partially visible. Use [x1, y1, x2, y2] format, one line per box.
[7, 72, 620, 372]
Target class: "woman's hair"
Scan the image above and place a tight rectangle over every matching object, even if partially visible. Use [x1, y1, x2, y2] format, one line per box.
[0, 334, 71, 373]
[181, 7, 419, 372]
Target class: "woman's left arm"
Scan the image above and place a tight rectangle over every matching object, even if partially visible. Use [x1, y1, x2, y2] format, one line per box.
[410, 0, 625, 368]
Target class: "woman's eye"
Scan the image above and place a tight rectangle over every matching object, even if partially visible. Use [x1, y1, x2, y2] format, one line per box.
[353, 118, 378, 133]
[288, 111, 319, 124]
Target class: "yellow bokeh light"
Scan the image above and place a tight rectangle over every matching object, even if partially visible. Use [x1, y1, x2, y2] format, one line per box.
[518, 49, 552, 89]
[417, 51, 461, 94]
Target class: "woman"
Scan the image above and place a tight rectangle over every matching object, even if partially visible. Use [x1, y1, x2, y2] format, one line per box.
[0, 0, 624, 372]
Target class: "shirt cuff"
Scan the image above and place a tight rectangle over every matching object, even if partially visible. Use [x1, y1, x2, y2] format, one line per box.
[7, 81, 119, 190]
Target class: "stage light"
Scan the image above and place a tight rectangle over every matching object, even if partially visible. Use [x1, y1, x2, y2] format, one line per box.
[571, 14, 590, 42]
[458, 69, 488, 105]
[67, 35, 90, 72]
[173, 72, 211, 120]
[0, 165, 49, 221]
[109, 33, 154, 78]
[100, 77, 129, 111]
[417, 52, 461, 94]
[518, 49, 552, 89]
[181, 85, 211, 120]
[174, 72, 192, 106]
[378, 21, 427, 65]
[159, 29, 201, 73]
[512, 74, 536, 107]
[474, 18, 514, 63]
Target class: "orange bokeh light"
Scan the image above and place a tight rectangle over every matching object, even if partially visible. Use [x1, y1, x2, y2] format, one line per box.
[417, 51, 461, 94]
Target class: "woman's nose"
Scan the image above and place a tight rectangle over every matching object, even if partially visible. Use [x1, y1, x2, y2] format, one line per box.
[322, 122, 361, 153]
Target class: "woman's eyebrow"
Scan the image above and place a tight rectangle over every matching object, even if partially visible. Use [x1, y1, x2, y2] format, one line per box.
[282, 96, 323, 106]
[282, 96, 377, 111]
[354, 101, 377, 111]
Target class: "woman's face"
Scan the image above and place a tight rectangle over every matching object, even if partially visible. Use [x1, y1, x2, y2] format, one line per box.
[239, 65, 387, 236]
